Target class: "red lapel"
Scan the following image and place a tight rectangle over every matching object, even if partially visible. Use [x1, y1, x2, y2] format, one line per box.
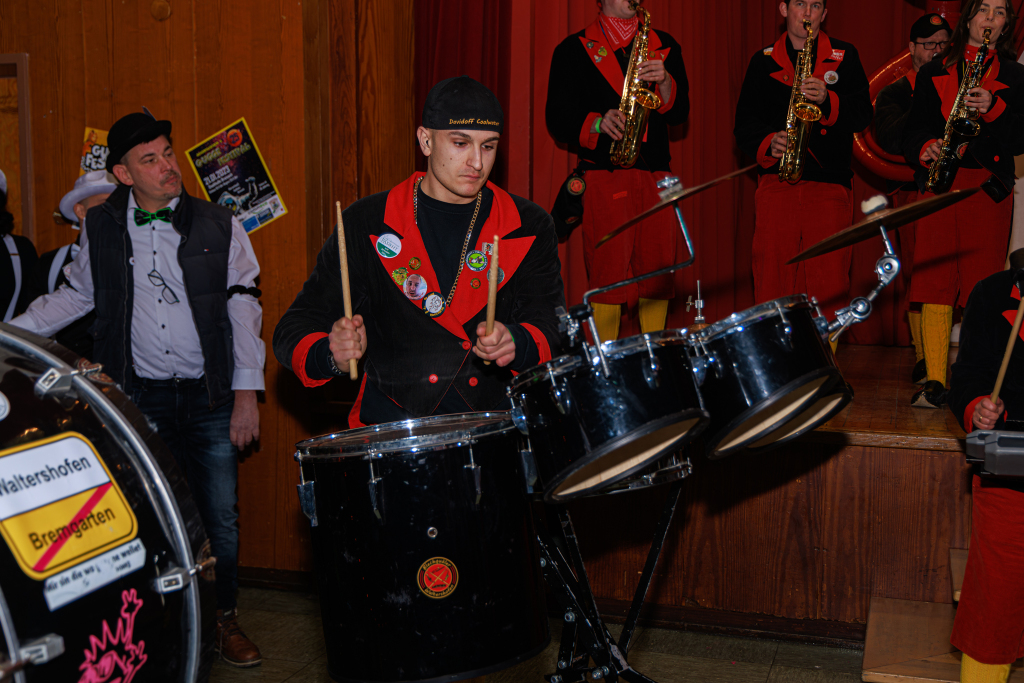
[939, 57, 1008, 119]
[580, 20, 670, 97]
[768, 31, 841, 86]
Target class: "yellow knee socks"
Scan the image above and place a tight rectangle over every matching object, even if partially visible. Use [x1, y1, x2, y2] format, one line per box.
[921, 304, 953, 386]
[592, 303, 621, 342]
[639, 298, 669, 334]
[908, 310, 924, 362]
[961, 653, 1011, 683]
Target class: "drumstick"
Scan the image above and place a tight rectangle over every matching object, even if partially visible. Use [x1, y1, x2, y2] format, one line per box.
[335, 201, 358, 381]
[991, 295, 1024, 404]
[483, 235, 500, 366]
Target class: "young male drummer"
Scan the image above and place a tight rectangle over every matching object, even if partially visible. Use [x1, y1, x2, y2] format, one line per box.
[901, 0, 1024, 409]
[734, 0, 872, 338]
[545, 0, 689, 342]
[948, 256, 1024, 683]
[872, 13, 951, 384]
[274, 77, 565, 427]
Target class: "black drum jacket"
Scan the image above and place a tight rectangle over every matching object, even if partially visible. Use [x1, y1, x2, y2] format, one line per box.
[902, 52, 1024, 196]
[734, 33, 872, 188]
[545, 17, 689, 172]
[273, 173, 565, 425]
[950, 270, 1024, 432]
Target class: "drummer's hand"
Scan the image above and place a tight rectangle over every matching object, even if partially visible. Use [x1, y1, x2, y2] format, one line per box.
[601, 110, 627, 141]
[800, 76, 828, 105]
[973, 397, 1005, 431]
[920, 141, 942, 165]
[230, 389, 260, 451]
[474, 321, 517, 367]
[329, 314, 366, 367]
[966, 87, 994, 115]
[770, 131, 789, 159]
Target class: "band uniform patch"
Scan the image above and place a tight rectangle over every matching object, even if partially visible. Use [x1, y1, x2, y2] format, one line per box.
[568, 177, 586, 196]
[763, 46, 774, 56]
[830, 49, 846, 61]
[417, 557, 458, 598]
[957, 142, 970, 159]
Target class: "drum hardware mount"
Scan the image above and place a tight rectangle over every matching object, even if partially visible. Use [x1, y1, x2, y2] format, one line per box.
[464, 445, 483, 504]
[642, 337, 660, 389]
[368, 459, 385, 522]
[297, 480, 319, 526]
[827, 224, 901, 343]
[33, 361, 107, 398]
[153, 555, 217, 594]
[580, 178, 697, 377]
[775, 301, 794, 349]
[9, 634, 64, 669]
[520, 446, 539, 493]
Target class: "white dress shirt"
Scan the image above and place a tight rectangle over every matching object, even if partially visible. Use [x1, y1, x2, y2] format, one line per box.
[12, 191, 265, 391]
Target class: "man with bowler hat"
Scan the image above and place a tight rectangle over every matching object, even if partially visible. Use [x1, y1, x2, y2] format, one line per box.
[12, 110, 266, 667]
[274, 76, 565, 427]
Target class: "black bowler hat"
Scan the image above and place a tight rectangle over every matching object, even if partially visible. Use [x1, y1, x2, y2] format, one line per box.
[910, 13, 952, 42]
[422, 76, 503, 134]
[105, 109, 172, 172]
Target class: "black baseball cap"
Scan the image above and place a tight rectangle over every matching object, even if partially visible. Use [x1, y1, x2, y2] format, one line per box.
[422, 76, 503, 135]
[910, 13, 952, 42]
[106, 109, 172, 172]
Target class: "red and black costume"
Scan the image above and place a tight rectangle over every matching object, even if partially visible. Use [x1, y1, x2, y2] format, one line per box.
[545, 13, 689, 304]
[734, 32, 872, 317]
[273, 173, 565, 427]
[948, 270, 1024, 664]
[901, 48, 1024, 308]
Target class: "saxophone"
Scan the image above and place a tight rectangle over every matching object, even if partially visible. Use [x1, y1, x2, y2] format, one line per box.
[779, 20, 824, 183]
[925, 28, 992, 194]
[608, 1, 662, 168]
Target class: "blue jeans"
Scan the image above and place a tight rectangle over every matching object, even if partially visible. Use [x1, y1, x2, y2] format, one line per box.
[132, 376, 238, 611]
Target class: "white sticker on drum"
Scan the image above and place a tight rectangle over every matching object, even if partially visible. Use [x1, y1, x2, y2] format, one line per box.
[42, 538, 146, 611]
[0, 392, 10, 421]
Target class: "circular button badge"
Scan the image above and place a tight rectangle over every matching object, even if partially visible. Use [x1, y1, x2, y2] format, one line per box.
[403, 273, 427, 301]
[423, 292, 445, 318]
[376, 233, 402, 259]
[466, 250, 488, 272]
[416, 557, 459, 599]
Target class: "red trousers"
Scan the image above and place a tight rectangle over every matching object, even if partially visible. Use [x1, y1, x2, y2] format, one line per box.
[909, 168, 1012, 309]
[753, 177, 854, 318]
[581, 169, 679, 305]
[950, 475, 1024, 664]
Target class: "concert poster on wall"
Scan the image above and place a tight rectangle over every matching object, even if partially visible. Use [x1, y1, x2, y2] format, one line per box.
[80, 128, 109, 175]
[185, 118, 287, 233]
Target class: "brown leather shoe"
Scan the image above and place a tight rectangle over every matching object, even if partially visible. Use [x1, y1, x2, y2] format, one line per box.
[216, 609, 262, 667]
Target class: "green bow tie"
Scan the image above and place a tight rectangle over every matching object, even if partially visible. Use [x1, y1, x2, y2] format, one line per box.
[134, 207, 174, 226]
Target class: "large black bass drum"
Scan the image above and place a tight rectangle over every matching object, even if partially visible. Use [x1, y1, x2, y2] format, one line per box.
[0, 325, 213, 682]
[295, 413, 549, 683]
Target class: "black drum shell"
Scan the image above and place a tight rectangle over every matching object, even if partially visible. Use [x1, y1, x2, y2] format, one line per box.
[0, 326, 212, 682]
[510, 333, 708, 502]
[300, 429, 549, 683]
[695, 300, 841, 457]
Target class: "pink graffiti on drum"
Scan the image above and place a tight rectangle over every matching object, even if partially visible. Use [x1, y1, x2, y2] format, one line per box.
[77, 588, 148, 683]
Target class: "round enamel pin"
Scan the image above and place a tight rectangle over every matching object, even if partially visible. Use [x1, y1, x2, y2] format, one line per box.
[470, 278, 481, 289]
[498, 267, 505, 284]
[408, 257, 421, 271]
[376, 233, 402, 259]
[404, 273, 427, 301]
[391, 267, 409, 286]
[824, 71, 839, 85]
[598, 47, 608, 57]
[466, 250, 488, 272]
[568, 177, 586, 195]
[423, 292, 445, 318]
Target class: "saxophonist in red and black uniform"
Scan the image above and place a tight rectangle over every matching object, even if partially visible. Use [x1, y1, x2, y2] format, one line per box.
[545, 0, 689, 342]
[734, 0, 872, 341]
[901, 0, 1024, 410]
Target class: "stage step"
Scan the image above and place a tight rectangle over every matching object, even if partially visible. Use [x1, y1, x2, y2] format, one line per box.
[950, 549, 967, 603]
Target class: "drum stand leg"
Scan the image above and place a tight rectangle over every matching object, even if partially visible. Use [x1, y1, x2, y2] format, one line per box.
[537, 506, 660, 683]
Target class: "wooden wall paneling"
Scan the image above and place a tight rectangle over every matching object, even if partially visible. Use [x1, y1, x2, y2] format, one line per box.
[304, 0, 332, 273]
[330, 0, 358, 240]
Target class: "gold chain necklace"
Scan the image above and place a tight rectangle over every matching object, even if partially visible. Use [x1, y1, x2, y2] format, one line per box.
[413, 177, 484, 308]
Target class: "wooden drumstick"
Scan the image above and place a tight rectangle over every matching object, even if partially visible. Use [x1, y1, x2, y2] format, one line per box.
[483, 235, 500, 365]
[335, 201, 358, 380]
[991, 295, 1024, 404]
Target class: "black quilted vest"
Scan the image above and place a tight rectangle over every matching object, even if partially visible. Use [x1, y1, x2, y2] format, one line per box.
[87, 184, 234, 408]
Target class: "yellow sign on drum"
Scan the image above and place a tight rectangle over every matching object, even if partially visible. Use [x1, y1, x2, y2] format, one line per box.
[0, 433, 137, 581]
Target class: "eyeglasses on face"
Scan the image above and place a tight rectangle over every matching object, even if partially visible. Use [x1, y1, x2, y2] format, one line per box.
[914, 40, 950, 50]
[147, 269, 180, 304]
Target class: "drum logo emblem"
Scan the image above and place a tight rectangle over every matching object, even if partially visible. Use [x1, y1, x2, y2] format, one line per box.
[416, 557, 458, 599]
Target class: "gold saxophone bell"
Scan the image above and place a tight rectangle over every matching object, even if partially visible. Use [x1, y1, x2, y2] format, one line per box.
[779, 20, 822, 182]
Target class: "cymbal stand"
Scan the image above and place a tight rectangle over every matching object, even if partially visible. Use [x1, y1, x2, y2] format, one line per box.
[537, 483, 685, 683]
[571, 177, 697, 377]
[827, 224, 901, 343]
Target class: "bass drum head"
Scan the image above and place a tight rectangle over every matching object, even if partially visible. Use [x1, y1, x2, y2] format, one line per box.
[0, 325, 213, 683]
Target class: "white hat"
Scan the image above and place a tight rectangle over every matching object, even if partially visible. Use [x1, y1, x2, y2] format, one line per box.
[59, 170, 117, 223]
[0, 169, 6, 196]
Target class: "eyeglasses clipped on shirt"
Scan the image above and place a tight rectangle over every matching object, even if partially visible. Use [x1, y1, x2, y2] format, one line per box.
[147, 269, 180, 304]
[914, 40, 950, 51]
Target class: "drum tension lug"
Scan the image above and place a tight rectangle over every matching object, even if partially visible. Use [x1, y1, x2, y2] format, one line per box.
[297, 481, 318, 527]
[642, 338, 660, 389]
[520, 448, 539, 494]
[153, 556, 216, 594]
[368, 459, 385, 523]
[465, 446, 483, 504]
[18, 633, 64, 666]
[34, 366, 75, 397]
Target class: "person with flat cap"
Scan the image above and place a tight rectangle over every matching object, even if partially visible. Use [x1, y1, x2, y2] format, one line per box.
[274, 76, 565, 427]
[11, 110, 266, 667]
[24, 170, 118, 359]
[872, 13, 951, 386]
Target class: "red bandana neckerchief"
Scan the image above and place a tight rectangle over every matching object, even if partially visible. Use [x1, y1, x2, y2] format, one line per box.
[599, 13, 639, 51]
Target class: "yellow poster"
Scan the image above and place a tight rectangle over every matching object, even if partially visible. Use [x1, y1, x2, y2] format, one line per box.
[80, 127, 109, 176]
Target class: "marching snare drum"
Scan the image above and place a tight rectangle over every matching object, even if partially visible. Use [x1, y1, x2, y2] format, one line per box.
[0, 325, 212, 683]
[295, 413, 548, 683]
[509, 330, 708, 502]
[692, 296, 851, 459]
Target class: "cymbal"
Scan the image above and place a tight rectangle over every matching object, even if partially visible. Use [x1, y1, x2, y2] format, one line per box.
[596, 164, 757, 248]
[786, 187, 980, 264]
